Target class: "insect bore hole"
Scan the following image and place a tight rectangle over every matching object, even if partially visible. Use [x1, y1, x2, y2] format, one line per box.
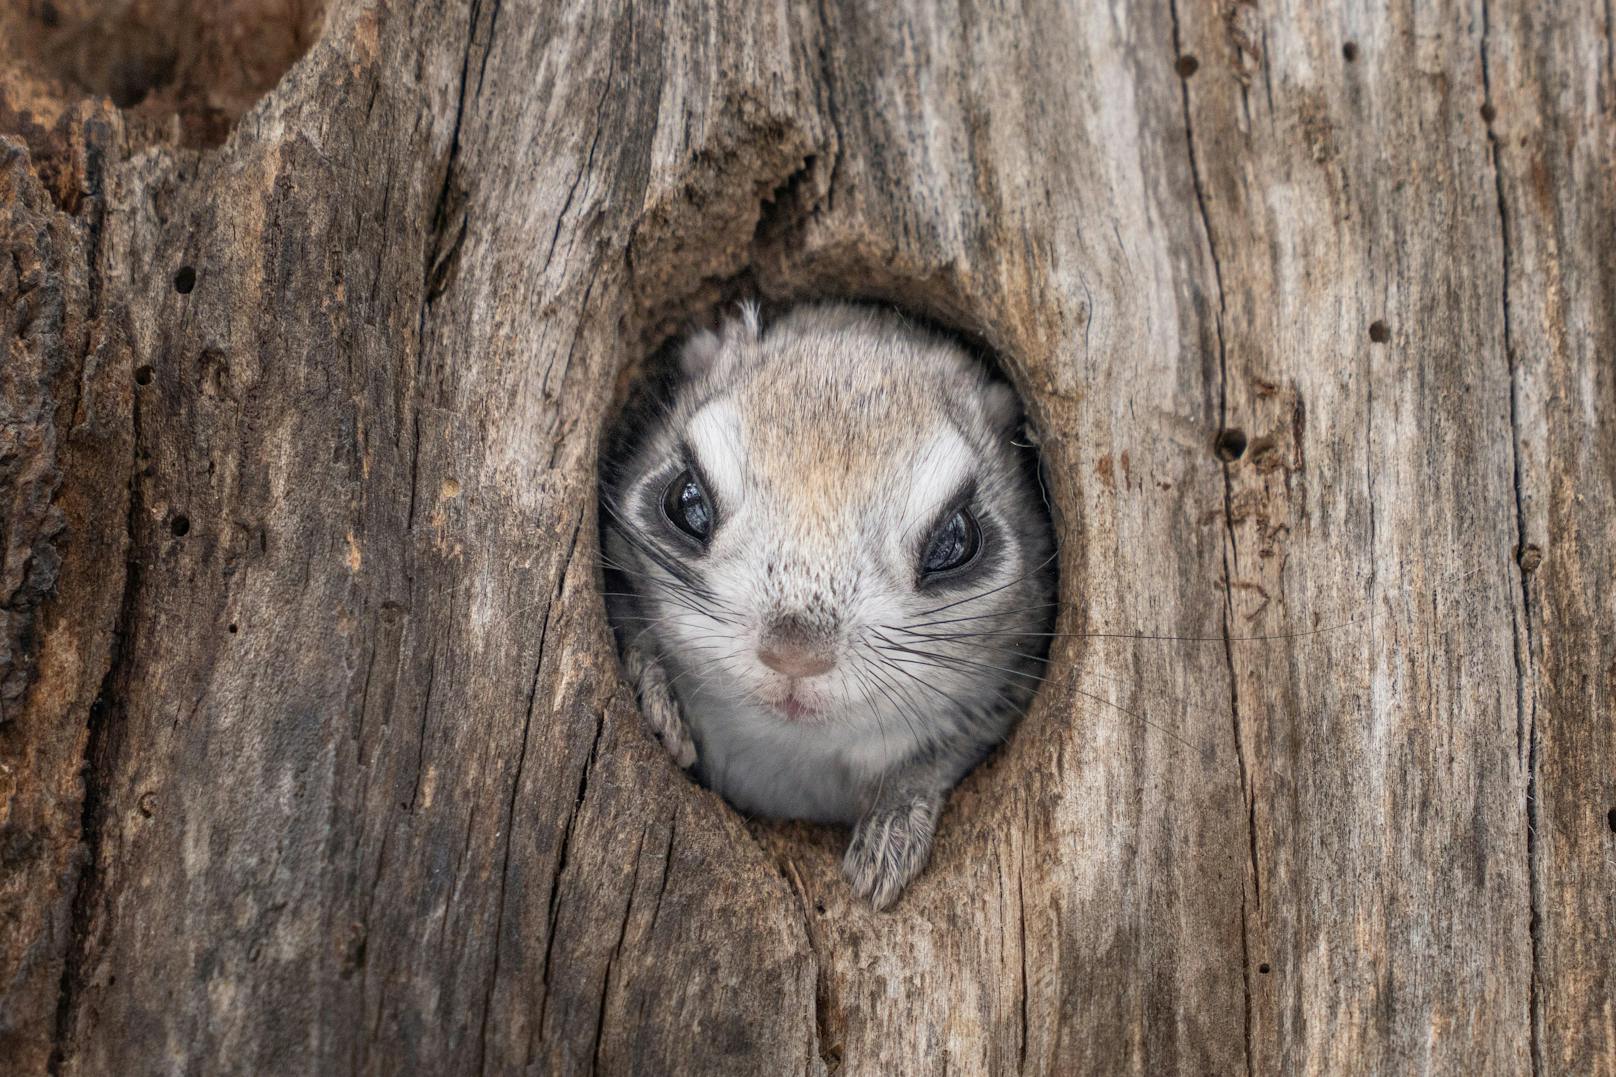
[174, 265, 197, 294]
[1215, 428, 1248, 461]
[1175, 54, 1200, 78]
[1369, 320, 1391, 343]
[170, 514, 190, 537]
[1342, 41, 1359, 62]
[1607, 807, 1615, 834]
[135, 365, 154, 385]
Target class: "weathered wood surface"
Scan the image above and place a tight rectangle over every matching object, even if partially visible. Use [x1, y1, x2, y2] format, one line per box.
[1, 0, 1610, 1073]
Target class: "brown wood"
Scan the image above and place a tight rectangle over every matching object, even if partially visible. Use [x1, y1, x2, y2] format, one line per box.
[1, 0, 1610, 1073]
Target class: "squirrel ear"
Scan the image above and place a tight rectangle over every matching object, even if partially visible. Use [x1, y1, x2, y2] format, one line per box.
[679, 329, 723, 379]
[982, 381, 1021, 433]
[680, 303, 762, 380]
[737, 298, 761, 340]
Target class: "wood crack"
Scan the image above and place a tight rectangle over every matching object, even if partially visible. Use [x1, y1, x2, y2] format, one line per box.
[481, 516, 582, 1073]
[1016, 865, 1029, 1073]
[810, 0, 845, 214]
[46, 554, 131, 1076]
[1478, 4, 1543, 1073]
[46, 154, 131, 1075]
[590, 824, 649, 1074]
[777, 853, 836, 1074]
[405, 644, 437, 811]
[540, 42, 615, 277]
[1168, 2, 1257, 1072]
[646, 809, 677, 934]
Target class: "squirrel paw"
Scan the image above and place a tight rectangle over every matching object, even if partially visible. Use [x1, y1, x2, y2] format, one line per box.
[842, 793, 941, 910]
[625, 646, 697, 770]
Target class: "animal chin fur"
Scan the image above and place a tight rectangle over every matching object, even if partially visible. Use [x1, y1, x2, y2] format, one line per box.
[603, 301, 1055, 828]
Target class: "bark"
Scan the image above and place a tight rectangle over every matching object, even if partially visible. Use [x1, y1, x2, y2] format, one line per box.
[1, 0, 1611, 1074]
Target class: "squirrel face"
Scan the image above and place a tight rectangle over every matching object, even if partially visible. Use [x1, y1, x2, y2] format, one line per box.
[605, 302, 1055, 743]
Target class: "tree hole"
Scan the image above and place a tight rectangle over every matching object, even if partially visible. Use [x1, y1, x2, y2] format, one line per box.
[1607, 807, 1615, 834]
[599, 299, 1057, 905]
[1342, 42, 1359, 63]
[1516, 544, 1543, 573]
[174, 265, 197, 293]
[1175, 54, 1200, 78]
[135, 365, 155, 385]
[1480, 102, 1498, 124]
[0, 0, 329, 149]
[1258, 962, 1272, 974]
[170, 514, 191, 537]
[1215, 428, 1248, 461]
[1368, 320, 1390, 343]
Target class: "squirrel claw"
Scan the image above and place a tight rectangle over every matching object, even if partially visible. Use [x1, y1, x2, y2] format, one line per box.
[842, 794, 941, 910]
[644, 691, 697, 770]
[625, 645, 698, 770]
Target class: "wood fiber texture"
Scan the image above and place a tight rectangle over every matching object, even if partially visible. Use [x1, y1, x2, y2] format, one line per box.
[0, 0, 1610, 1073]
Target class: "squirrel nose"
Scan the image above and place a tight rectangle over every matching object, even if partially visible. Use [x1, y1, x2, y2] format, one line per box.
[758, 644, 836, 678]
[758, 615, 836, 678]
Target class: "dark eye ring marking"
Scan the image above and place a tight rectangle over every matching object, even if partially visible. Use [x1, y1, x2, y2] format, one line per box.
[662, 467, 715, 544]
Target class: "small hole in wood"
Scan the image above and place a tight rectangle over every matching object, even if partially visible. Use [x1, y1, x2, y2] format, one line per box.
[1258, 962, 1272, 974]
[1175, 54, 1200, 78]
[1368, 320, 1391, 343]
[135, 364, 155, 385]
[1215, 428, 1248, 461]
[170, 514, 190, 537]
[1516, 543, 1543, 573]
[174, 265, 197, 294]
[1480, 102, 1498, 124]
[1607, 807, 1615, 834]
[228, 623, 238, 634]
[1342, 41, 1359, 62]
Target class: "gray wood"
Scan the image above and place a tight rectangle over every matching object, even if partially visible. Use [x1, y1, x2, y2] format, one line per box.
[0, 0, 1610, 1073]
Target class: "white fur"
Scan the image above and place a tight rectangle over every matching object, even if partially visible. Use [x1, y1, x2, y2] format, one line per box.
[634, 418, 1019, 822]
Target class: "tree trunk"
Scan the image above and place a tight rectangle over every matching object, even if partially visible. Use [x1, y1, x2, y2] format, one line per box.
[2, 0, 1611, 1073]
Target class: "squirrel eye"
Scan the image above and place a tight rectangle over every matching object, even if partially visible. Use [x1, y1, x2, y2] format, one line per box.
[662, 469, 714, 542]
[921, 508, 981, 577]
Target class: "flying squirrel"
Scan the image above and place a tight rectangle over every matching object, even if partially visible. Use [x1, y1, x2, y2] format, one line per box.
[602, 302, 1055, 908]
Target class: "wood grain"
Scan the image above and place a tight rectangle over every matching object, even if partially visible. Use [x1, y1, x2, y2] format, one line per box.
[0, 0, 1609, 1073]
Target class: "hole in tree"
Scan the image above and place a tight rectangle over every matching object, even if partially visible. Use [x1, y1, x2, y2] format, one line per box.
[1342, 42, 1359, 62]
[1607, 808, 1615, 834]
[1215, 428, 1248, 461]
[599, 299, 1058, 906]
[1, 0, 329, 149]
[174, 265, 197, 293]
[1175, 54, 1200, 78]
[170, 514, 190, 537]
[1368, 320, 1391, 343]
[135, 365, 155, 385]
[228, 623, 239, 634]
[1481, 102, 1498, 124]
[1258, 962, 1272, 974]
